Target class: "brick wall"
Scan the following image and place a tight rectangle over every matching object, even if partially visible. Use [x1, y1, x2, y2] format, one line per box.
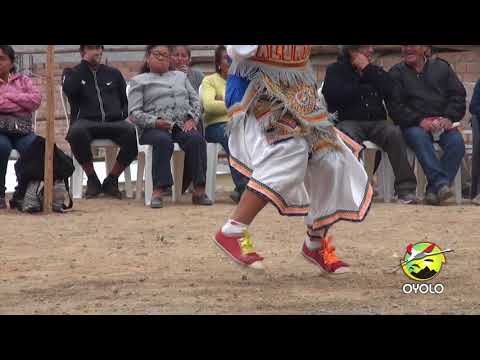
[312, 50, 480, 84]
[31, 48, 480, 154]
[311, 49, 480, 125]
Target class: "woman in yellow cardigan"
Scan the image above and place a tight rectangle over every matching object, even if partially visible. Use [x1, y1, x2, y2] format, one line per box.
[201, 46, 248, 203]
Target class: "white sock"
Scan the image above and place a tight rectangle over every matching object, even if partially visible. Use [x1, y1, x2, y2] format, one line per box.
[305, 236, 322, 250]
[305, 228, 329, 250]
[222, 219, 248, 236]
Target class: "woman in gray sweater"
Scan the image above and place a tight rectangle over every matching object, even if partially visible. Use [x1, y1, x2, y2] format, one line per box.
[128, 45, 212, 208]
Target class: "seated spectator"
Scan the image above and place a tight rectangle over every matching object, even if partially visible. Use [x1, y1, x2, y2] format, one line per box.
[170, 45, 204, 93]
[201, 45, 248, 203]
[388, 45, 466, 206]
[128, 45, 212, 208]
[469, 79, 480, 205]
[0, 45, 42, 210]
[322, 45, 417, 204]
[171, 45, 206, 135]
[62, 45, 138, 200]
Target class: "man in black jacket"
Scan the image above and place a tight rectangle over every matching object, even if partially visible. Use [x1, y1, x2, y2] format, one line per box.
[388, 45, 466, 205]
[63, 45, 138, 199]
[322, 45, 417, 204]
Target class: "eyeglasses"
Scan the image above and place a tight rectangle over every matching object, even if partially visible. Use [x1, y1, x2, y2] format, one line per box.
[152, 52, 170, 61]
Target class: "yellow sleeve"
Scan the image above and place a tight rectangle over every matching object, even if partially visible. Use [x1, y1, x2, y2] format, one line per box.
[201, 77, 228, 116]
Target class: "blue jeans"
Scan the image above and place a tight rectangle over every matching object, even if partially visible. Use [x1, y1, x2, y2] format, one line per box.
[403, 127, 465, 194]
[205, 122, 248, 193]
[0, 132, 37, 196]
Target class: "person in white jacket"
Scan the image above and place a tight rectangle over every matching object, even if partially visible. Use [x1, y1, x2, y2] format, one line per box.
[214, 45, 373, 274]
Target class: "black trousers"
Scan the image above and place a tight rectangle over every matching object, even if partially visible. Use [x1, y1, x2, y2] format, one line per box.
[140, 126, 207, 189]
[66, 119, 138, 167]
[337, 120, 417, 194]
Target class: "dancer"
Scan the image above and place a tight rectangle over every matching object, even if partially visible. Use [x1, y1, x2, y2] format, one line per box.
[214, 45, 373, 273]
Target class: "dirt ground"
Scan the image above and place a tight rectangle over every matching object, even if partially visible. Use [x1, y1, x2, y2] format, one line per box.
[1, 180, 480, 315]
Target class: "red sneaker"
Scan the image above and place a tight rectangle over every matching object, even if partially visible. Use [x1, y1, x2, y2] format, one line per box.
[214, 230, 265, 270]
[302, 236, 350, 274]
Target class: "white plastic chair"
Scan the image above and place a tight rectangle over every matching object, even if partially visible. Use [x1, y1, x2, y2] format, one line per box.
[59, 85, 133, 199]
[362, 141, 395, 203]
[205, 142, 223, 203]
[126, 84, 185, 206]
[463, 129, 473, 179]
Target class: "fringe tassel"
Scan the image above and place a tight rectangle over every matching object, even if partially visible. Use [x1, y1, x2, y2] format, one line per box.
[229, 60, 317, 88]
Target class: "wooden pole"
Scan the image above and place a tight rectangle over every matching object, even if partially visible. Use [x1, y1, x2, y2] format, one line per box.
[43, 45, 55, 213]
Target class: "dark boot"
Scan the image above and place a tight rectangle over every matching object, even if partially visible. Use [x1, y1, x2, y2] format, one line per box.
[86, 174, 102, 199]
[102, 175, 122, 200]
[0, 196, 6, 210]
[9, 190, 24, 210]
[192, 193, 213, 206]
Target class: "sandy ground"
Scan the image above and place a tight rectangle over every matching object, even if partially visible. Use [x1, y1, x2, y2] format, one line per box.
[1, 177, 480, 315]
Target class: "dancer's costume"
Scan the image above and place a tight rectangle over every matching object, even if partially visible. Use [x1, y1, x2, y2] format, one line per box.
[226, 45, 372, 232]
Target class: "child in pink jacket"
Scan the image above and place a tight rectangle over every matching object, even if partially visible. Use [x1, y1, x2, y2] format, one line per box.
[0, 45, 42, 209]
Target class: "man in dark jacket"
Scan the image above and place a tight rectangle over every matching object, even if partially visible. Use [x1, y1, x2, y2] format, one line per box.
[388, 45, 466, 206]
[63, 45, 138, 199]
[322, 45, 417, 204]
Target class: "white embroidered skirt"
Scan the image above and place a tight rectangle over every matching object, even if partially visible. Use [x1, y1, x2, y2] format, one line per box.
[229, 113, 373, 231]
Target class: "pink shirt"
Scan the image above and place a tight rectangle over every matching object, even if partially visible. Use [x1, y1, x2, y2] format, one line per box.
[0, 73, 42, 116]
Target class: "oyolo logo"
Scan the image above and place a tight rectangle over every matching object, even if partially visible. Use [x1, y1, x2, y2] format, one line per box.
[402, 242, 449, 282]
[399, 242, 454, 295]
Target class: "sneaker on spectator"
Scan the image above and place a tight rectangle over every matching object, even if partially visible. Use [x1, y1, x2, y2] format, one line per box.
[425, 191, 440, 206]
[302, 236, 350, 274]
[214, 229, 264, 270]
[398, 192, 417, 205]
[150, 195, 164, 209]
[437, 185, 453, 203]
